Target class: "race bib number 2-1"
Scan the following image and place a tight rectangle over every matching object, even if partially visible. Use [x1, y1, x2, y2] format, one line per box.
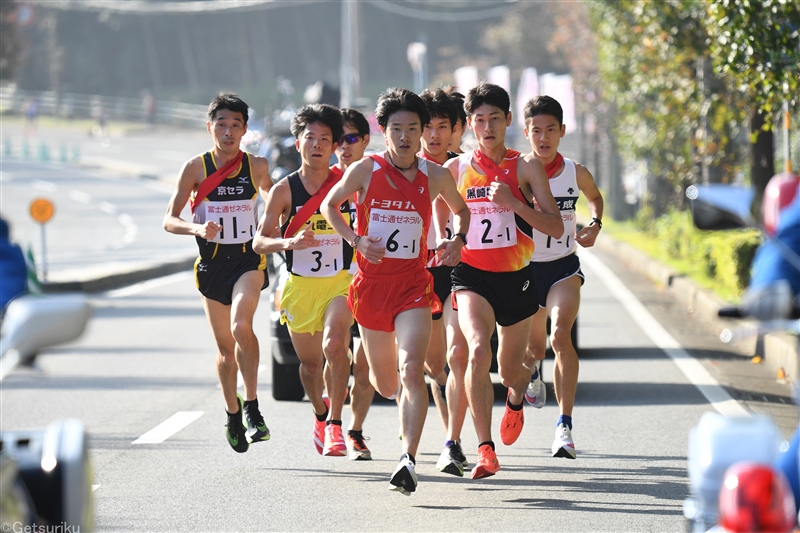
[368, 208, 423, 259]
[467, 201, 517, 250]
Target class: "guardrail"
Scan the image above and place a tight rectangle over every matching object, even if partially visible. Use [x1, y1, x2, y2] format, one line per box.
[0, 87, 208, 128]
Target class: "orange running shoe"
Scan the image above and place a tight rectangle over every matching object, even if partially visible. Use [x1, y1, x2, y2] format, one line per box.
[313, 396, 331, 454]
[499, 389, 524, 445]
[323, 424, 347, 457]
[471, 444, 500, 479]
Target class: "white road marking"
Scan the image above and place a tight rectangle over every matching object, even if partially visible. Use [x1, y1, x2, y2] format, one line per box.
[33, 179, 57, 192]
[69, 190, 92, 203]
[92, 485, 101, 492]
[105, 271, 193, 298]
[113, 213, 138, 248]
[99, 201, 117, 215]
[132, 411, 204, 444]
[580, 249, 750, 417]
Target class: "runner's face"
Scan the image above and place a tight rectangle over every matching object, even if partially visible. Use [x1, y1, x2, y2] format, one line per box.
[524, 114, 565, 161]
[448, 120, 464, 152]
[380, 110, 422, 160]
[207, 109, 247, 154]
[422, 116, 453, 160]
[467, 104, 510, 151]
[296, 121, 337, 171]
[335, 123, 368, 168]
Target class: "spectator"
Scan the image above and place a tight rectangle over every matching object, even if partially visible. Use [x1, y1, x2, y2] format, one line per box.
[0, 218, 28, 314]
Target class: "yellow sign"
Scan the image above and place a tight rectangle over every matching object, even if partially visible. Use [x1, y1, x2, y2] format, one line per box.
[30, 198, 54, 223]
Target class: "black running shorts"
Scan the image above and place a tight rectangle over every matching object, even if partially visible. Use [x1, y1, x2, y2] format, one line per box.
[451, 262, 539, 327]
[428, 265, 454, 321]
[530, 253, 585, 308]
[195, 251, 268, 305]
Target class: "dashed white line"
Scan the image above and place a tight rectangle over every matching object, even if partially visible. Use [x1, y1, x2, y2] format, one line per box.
[132, 411, 204, 444]
[33, 179, 57, 192]
[69, 190, 92, 203]
[113, 213, 138, 248]
[580, 249, 750, 418]
[105, 271, 193, 298]
[99, 201, 117, 215]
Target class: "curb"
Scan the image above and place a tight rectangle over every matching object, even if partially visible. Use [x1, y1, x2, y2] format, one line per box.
[594, 235, 798, 380]
[41, 256, 195, 294]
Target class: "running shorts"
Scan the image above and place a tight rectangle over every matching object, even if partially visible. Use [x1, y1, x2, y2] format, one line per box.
[451, 262, 538, 327]
[279, 270, 352, 334]
[348, 269, 441, 332]
[530, 253, 585, 308]
[428, 265, 454, 321]
[195, 252, 268, 306]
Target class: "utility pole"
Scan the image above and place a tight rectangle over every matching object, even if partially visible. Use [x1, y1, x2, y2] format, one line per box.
[340, 1, 360, 109]
[784, 101, 793, 173]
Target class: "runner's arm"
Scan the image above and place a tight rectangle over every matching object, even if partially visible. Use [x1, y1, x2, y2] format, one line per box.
[250, 154, 272, 201]
[497, 155, 563, 239]
[162, 157, 221, 240]
[253, 180, 316, 254]
[575, 163, 604, 248]
[431, 165, 469, 266]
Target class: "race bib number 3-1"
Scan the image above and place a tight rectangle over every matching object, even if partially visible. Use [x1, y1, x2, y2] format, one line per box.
[467, 201, 517, 250]
[368, 208, 423, 259]
[292, 235, 345, 277]
[206, 200, 257, 244]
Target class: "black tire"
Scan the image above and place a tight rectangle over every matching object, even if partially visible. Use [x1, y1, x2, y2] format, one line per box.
[272, 356, 304, 401]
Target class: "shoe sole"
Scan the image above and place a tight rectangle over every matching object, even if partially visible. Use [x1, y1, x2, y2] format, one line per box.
[349, 451, 372, 461]
[470, 465, 498, 479]
[323, 447, 347, 457]
[524, 391, 545, 409]
[389, 465, 417, 495]
[249, 433, 271, 443]
[553, 446, 576, 459]
[437, 461, 464, 477]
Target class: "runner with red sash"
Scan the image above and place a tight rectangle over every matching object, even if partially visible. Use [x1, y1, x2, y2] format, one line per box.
[253, 104, 354, 458]
[321, 88, 469, 496]
[163, 93, 272, 454]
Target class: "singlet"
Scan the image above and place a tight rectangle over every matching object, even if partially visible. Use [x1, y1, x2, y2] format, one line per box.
[192, 151, 259, 261]
[532, 158, 579, 262]
[421, 151, 459, 268]
[355, 153, 431, 277]
[280, 171, 353, 277]
[456, 149, 534, 272]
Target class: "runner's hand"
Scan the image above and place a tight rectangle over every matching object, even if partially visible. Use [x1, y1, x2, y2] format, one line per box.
[197, 221, 222, 240]
[288, 226, 317, 250]
[436, 238, 463, 266]
[358, 236, 385, 264]
[487, 181, 516, 208]
[576, 223, 599, 248]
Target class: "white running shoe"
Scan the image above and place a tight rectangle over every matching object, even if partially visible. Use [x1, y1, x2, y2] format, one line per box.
[552, 423, 576, 459]
[524, 360, 546, 408]
[389, 454, 418, 495]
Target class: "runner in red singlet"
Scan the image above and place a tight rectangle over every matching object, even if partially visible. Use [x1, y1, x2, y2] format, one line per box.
[321, 88, 469, 495]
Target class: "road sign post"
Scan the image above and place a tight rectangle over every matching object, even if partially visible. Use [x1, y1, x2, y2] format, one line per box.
[29, 198, 54, 282]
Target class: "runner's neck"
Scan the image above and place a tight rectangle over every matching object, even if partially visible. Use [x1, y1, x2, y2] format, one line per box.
[211, 147, 241, 170]
[298, 165, 330, 193]
[476, 144, 507, 166]
[420, 150, 447, 165]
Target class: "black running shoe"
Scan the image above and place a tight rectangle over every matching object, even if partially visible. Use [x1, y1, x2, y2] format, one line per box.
[436, 442, 465, 477]
[244, 398, 270, 443]
[226, 395, 249, 453]
[388, 453, 417, 496]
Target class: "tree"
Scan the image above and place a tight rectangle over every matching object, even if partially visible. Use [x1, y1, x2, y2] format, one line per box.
[0, 0, 23, 81]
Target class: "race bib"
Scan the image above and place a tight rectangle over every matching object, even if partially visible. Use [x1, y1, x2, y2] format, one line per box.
[290, 212, 346, 277]
[427, 212, 454, 250]
[466, 201, 517, 250]
[368, 208, 423, 259]
[205, 199, 257, 244]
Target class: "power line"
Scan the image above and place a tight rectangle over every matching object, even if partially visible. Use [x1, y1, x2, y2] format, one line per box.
[367, 0, 519, 22]
[25, 0, 318, 14]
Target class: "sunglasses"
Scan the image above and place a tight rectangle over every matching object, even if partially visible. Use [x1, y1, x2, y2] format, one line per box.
[341, 133, 363, 145]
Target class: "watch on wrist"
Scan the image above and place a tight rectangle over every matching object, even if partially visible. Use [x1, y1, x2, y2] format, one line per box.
[455, 232, 468, 245]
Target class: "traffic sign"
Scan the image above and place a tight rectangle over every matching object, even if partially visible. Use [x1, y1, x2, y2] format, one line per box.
[30, 197, 54, 223]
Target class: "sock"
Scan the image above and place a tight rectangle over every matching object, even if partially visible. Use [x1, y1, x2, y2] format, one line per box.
[315, 408, 329, 422]
[348, 429, 363, 438]
[243, 398, 258, 413]
[507, 394, 523, 411]
[531, 365, 539, 381]
[445, 439, 456, 448]
[479, 441, 495, 451]
[558, 415, 573, 430]
[403, 452, 416, 465]
[326, 419, 342, 426]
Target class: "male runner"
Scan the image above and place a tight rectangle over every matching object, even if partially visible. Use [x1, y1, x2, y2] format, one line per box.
[444, 86, 467, 154]
[163, 92, 271, 453]
[334, 108, 375, 460]
[443, 82, 563, 479]
[522, 95, 604, 460]
[253, 104, 352, 457]
[321, 88, 469, 495]
[417, 88, 469, 472]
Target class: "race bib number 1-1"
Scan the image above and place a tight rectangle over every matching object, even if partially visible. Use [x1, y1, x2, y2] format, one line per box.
[206, 200, 257, 245]
[466, 201, 517, 250]
[368, 208, 423, 260]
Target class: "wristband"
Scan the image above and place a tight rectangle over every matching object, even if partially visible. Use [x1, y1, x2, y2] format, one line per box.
[351, 235, 362, 249]
[591, 217, 603, 229]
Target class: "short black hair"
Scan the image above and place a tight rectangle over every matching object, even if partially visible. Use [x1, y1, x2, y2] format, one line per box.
[207, 92, 249, 124]
[290, 103, 344, 143]
[465, 82, 510, 117]
[374, 88, 430, 129]
[341, 108, 370, 136]
[443, 85, 467, 127]
[524, 95, 564, 127]
[419, 88, 458, 128]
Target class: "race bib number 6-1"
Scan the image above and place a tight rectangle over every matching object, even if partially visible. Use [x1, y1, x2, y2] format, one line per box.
[466, 201, 517, 250]
[206, 200, 257, 245]
[368, 208, 423, 259]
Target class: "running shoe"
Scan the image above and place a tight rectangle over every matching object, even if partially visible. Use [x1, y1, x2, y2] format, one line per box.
[471, 444, 500, 479]
[225, 395, 249, 453]
[499, 390, 524, 445]
[389, 454, 418, 496]
[552, 423, 577, 459]
[323, 424, 347, 457]
[524, 360, 546, 408]
[346, 432, 372, 461]
[436, 441, 467, 477]
[313, 396, 331, 454]
[244, 400, 270, 443]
